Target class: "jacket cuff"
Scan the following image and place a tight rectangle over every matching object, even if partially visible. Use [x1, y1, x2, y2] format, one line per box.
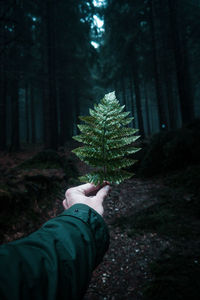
[59, 204, 110, 266]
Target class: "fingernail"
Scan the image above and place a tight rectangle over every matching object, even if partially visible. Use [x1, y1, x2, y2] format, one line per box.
[104, 185, 110, 192]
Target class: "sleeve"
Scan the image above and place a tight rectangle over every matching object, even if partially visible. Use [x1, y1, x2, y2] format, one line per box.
[0, 204, 110, 300]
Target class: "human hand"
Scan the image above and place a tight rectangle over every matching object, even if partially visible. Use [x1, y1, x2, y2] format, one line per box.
[63, 183, 110, 216]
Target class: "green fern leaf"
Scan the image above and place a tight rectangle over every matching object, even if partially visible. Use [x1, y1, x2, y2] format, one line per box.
[72, 91, 141, 185]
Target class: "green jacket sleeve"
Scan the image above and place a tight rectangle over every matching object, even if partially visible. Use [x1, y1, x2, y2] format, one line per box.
[0, 204, 109, 300]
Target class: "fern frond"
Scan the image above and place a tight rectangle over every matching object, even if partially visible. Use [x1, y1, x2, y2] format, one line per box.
[106, 158, 138, 171]
[79, 170, 134, 185]
[72, 91, 141, 185]
[79, 115, 96, 125]
[73, 134, 102, 147]
[106, 135, 140, 149]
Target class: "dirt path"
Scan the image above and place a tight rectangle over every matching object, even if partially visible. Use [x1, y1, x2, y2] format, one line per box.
[84, 178, 171, 300]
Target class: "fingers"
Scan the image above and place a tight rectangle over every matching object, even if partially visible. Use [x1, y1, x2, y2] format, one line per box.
[66, 182, 110, 197]
[63, 183, 110, 215]
[63, 199, 68, 210]
[96, 185, 110, 203]
[76, 183, 100, 195]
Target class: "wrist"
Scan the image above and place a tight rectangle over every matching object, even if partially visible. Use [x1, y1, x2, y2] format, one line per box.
[59, 203, 110, 266]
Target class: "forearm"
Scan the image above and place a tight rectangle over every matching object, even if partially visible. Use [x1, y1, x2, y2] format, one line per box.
[0, 204, 109, 300]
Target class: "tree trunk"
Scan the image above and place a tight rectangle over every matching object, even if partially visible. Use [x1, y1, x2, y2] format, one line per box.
[0, 59, 7, 150]
[121, 75, 127, 107]
[25, 83, 30, 144]
[45, 0, 58, 149]
[143, 82, 151, 136]
[30, 85, 36, 144]
[129, 74, 136, 128]
[149, 0, 168, 131]
[0, 3, 7, 150]
[168, 0, 194, 124]
[74, 89, 80, 136]
[58, 80, 68, 145]
[65, 90, 74, 141]
[10, 76, 20, 151]
[159, 0, 177, 130]
[163, 68, 177, 130]
[41, 3, 48, 147]
[131, 67, 145, 137]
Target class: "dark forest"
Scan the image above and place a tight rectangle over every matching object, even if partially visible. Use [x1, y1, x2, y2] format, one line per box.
[0, 0, 200, 299]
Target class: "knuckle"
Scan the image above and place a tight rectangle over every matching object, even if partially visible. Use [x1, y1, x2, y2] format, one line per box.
[65, 188, 72, 198]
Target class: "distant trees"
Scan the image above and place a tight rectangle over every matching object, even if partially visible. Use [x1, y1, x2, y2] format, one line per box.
[1, 0, 200, 150]
[0, 0, 96, 150]
[100, 0, 200, 136]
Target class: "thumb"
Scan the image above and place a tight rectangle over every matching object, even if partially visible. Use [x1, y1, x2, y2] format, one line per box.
[96, 185, 110, 203]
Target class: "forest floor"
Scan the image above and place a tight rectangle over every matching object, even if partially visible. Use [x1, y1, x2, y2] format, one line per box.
[0, 147, 200, 300]
[84, 178, 200, 300]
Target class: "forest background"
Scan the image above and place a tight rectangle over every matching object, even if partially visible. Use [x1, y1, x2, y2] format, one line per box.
[1, 0, 200, 150]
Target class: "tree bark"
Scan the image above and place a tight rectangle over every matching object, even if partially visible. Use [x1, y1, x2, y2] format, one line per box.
[0, 57, 7, 150]
[30, 85, 36, 144]
[45, 0, 58, 149]
[0, 2, 7, 150]
[10, 76, 20, 151]
[74, 89, 80, 136]
[58, 79, 68, 145]
[168, 0, 194, 124]
[149, 0, 168, 131]
[41, 2, 48, 147]
[25, 83, 30, 144]
[121, 75, 127, 107]
[129, 74, 136, 128]
[131, 63, 145, 137]
[143, 82, 151, 136]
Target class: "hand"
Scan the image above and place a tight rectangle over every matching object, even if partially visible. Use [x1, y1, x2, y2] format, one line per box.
[63, 183, 110, 216]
